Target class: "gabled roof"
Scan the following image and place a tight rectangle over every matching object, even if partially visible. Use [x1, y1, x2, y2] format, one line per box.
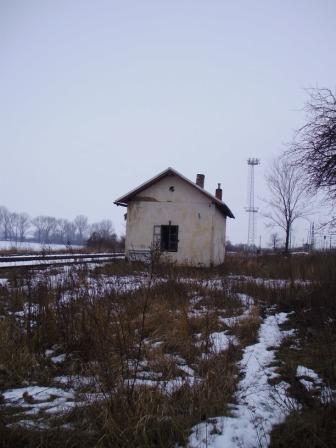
[114, 167, 234, 218]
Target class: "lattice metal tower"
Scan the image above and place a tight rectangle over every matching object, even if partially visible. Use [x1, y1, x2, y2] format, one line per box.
[245, 158, 260, 247]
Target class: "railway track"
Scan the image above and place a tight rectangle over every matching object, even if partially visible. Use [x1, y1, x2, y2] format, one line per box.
[0, 252, 125, 270]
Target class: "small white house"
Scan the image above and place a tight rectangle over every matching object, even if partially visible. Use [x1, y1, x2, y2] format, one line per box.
[114, 167, 234, 266]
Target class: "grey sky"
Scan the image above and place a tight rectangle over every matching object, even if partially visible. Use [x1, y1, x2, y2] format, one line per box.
[1, 0, 335, 244]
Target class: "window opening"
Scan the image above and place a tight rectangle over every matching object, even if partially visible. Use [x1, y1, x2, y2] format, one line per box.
[160, 225, 178, 252]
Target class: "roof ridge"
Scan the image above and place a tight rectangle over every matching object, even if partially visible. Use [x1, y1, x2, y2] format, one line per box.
[114, 167, 234, 218]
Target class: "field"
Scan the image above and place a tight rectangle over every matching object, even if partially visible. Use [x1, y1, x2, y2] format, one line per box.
[0, 241, 84, 254]
[0, 253, 335, 447]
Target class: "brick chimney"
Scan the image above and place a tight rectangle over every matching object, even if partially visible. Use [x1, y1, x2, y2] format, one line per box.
[215, 183, 222, 200]
[196, 174, 205, 188]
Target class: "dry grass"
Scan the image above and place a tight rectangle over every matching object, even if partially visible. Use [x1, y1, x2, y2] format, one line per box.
[0, 260, 253, 447]
[0, 253, 335, 447]
[220, 251, 336, 282]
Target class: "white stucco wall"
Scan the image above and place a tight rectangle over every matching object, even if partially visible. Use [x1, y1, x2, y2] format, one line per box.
[124, 175, 227, 266]
[213, 207, 227, 265]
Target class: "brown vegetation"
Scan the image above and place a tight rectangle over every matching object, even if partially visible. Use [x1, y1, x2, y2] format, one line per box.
[0, 252, 335, 447]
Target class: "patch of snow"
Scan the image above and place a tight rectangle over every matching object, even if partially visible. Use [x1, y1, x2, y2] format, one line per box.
[12, 303, 39, 317]
[0, 240, 83, 251]
[50, 354, 66, 364]
[164, 354, 195, 377]
[54, 375, 97, 389]
[3, 385, 74, 405]
[136, 371, 163, 380]
[151, 340, 164, 348]
[178, 364, 195, 377]
[190, 295, 204, 305]
[125, 376, 199, 395]
[219, 310, 250, 328]
[179, 277, 229, 292]
[300, 379, 316, 392]
[218, 292, 254, 328]
[188, 306, 209, 318]
[2, 383, 105, 425]
[236, 293, 255, 307]
[282, 329, 296, 338]
[188, 312, 298, 448]
[10, 418, 50, 430]
[208, 332, 238, 354]
[296, 365, 321, 382]
[0, 256, 122, 269]
[296, 365, 335, 403]
[127, 359, 149, 371]
[227, 275, 311, 288]
[59, 274, 151, 303]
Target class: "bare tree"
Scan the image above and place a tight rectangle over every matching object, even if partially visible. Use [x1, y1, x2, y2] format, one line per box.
[289, 88, 336, 200]
[0, 206, 9, 240]
[32, 216, 57, 243]
[51, 219, 64, 243]
[88, 220, 117, 251]
[6, 212, 18, 242]
[17, 213, 30, 242]
[62, 220, 77, 245]
[0, 207, 30, 242]
[74, 215, 88, 243]
[32, 216, 46, 242]
[263, 158, 312, 253]
[269, 232, 281, 251]
[91, 220, 115, 239]
[0, 206, 13, 240]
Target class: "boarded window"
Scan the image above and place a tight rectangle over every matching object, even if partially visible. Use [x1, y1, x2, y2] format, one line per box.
[160, 225, 179, 252]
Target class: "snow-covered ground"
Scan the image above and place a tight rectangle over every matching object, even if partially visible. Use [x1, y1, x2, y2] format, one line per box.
[1, 271, 256, 425]
[3, 386, 77, 416]
[2, 381, 105, 427]
[227, 275, 311, 288]
[0, 240, 83, 252]
[0, 269, 316, 443]
[188, 313, 298, 448]
[0, 255, 124, 269]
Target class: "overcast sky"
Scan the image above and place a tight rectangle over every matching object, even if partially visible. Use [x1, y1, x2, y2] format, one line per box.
[1, 0, 335, 245]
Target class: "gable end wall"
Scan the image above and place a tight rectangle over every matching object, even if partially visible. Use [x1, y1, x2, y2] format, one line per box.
[125, 175, 227, 266]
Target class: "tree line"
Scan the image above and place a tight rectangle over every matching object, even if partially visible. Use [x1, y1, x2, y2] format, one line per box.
[0, 206, 124, 249]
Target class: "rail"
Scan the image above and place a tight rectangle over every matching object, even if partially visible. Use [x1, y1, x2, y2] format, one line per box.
[0, 252, 125, 269]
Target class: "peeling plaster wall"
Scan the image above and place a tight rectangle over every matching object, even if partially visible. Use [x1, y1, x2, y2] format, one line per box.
[213, 207, 227, 264]
[125, 175, 227, 266]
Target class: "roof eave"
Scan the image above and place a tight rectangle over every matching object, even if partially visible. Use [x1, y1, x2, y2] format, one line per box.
[214, 201, 235, 219]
